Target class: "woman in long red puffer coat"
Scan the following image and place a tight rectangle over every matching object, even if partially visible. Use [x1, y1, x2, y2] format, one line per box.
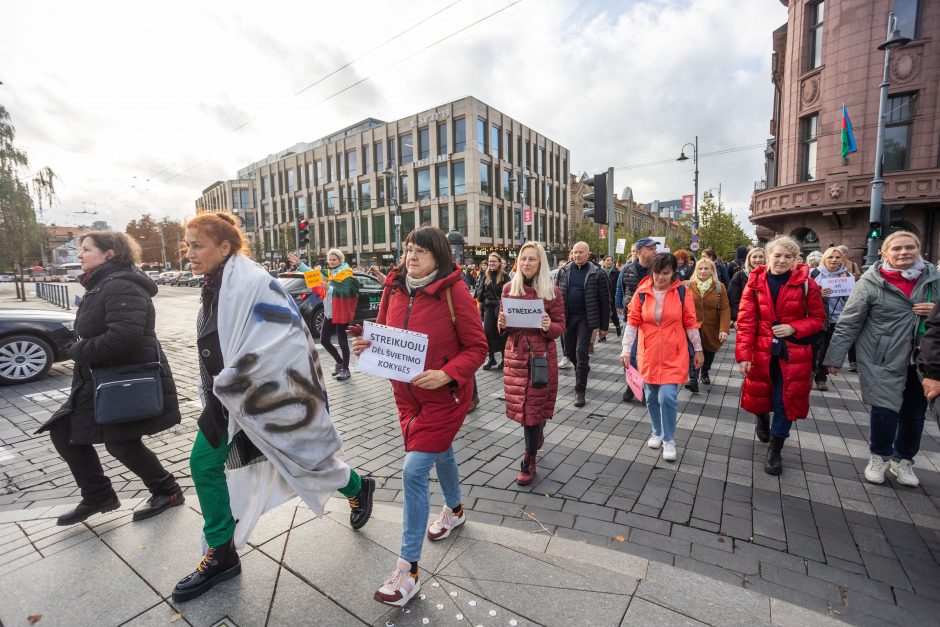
[736, 235, 826, 475]
[498, 242, 566, 485]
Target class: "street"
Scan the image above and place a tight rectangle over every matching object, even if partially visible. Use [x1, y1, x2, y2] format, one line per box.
[2, 283, 940, 625]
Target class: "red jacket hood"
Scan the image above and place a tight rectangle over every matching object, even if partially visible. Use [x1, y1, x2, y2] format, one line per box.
[383, 262, 465, 295]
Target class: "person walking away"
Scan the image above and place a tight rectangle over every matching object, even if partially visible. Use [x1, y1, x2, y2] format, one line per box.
[736, 236, 826, 475]
[728, 248, 765, 323]
[616, 238, 658, 402]
[702, 249, 731, 287]
[555, 241, 610, 407]
[728, 246, 749, 278]
[810, 247, 854, 391]
[498, 242, 565, 484]
[825, 231, 938, 487]
[686, 257, 730, 391]
[621, 253, 703, 462]
[602, 255, 622, 338]
[477, 253, 510, 369]
[352, 226, 487, 607]
[918, 297, 940, 402]
[39, 232, 184, 526]
[173, 213, 375, 602]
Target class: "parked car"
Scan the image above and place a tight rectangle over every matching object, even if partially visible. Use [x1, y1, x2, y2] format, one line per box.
[157, 271, 179, 285]
[145, 271, 161, 282]
[0, 309, 76, 385]
[276, 271, 383, 337]
[187, 274, 205, 287]
[170, 271, 193, 286]
[0, 275, 14, 283]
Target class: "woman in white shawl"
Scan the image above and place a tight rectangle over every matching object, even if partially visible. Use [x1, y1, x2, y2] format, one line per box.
[810, 247, 854, 391]
[172, 212, 375, 603]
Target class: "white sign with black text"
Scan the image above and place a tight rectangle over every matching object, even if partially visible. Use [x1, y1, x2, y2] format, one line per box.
[819, 276, 856, 298]
[502, 298, 545, 329]
[356, 322, 428, 383]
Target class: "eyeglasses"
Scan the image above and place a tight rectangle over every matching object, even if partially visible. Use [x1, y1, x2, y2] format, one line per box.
[405, 246, 430, 256]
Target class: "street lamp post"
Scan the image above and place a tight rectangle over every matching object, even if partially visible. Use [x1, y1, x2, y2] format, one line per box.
[865, 12, 910, 269]
[384, 167, 402, 264]
[513, 167, 535, 246]
[677, 136, 700, 231]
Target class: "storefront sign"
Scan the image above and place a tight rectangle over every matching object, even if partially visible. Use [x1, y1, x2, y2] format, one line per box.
[502, 298, 544, 329]
[356, 322, 428, 383]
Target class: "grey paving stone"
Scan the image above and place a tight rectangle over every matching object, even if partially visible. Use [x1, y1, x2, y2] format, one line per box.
[622, 597, 709, 626]
[629, 528, 691, 557]
[562, 499, 615, 522]
[733, 540, 807, 573]
[614, 510, 672, 535]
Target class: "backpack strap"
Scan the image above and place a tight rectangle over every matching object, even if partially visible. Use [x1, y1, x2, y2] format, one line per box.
[445, 286, 456, 328]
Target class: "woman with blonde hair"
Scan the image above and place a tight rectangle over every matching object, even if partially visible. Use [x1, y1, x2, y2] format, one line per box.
[810, 246, 855, 391]
[736, 235, 826, 475]
[685, 256, 730, 391]
[825, 231, 939, 487]
[477, 252, 510, 369]
[728, 247, 766, 321]
[497, 242, 566, 484]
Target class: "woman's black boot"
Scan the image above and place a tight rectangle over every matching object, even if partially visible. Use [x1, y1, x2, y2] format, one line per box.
[483, 355, 496, 370]
[172, 538, 241, 602]
[764, 436, 784, 476]
[755, 414, 770, 443]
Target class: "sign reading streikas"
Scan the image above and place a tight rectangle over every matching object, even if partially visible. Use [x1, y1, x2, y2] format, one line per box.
[502, 298, 544, 329]
[356, 322, 428, 383]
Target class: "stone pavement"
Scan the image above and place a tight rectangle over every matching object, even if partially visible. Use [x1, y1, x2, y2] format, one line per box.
[2, 284, 940, 624]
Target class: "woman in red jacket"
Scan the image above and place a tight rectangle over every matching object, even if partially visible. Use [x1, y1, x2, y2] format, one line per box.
[497, 242, 565, 485]
[736, 236, 826, 475]
[352, 226, 487, 608]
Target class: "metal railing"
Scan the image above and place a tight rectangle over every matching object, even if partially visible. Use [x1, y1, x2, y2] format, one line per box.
[36, 283, 71, 309]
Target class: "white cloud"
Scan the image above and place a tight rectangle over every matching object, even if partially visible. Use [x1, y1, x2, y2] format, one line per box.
[1, 0, 786, 233]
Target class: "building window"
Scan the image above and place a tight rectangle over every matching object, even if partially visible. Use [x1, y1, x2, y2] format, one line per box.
[360, 216, 369, 245]
[336, 153, 344, 180]
[491, 125, 500, 159]
[359, 181, 372, 209]
[388, 138, 396, 168]
[453, 118, 466, 152]
[477, 117, 486, 153]
[453, 162, 466, 195]
[496, 205, 504, 239]
[262, 177, 271, 200]
[513, 209, 522, 241]
[456, 203, 468, 236]
[319, 222, 325, 249]
[372, 214, 386, 244]
[439, 204, 450, 231]
[526, 141, 531, 168]
[539, 215, 546, 242]
[479, 203, 492, 238]
[885, 93, 915, 172]
[436, 165, 449, 198]
[362, 146, 369, 175]
[326, 157, 332, 183]
[895, 0, 921, 39]
[241, 189, 250, 208]
[437, 121, 448, 156]
[347, 150, 358, 178]
[337, 220, 348, 247]
[502, 169, 511, 199]
[296, 196, 306, 218]
[400, 134, 413, 164]
[377, 177, 386, 207]
[420, 207, 432, 227]
[517, 137, 523, 166]
[480, 163, 491, 195]
[316, 160, 323, 186]
[374, 142, 384, 173]
[807, 1, 824, 70]
[418, 127, 430, 160]
[416, 168, 431, 200]
[327, 189, 336, 212]
[399, 173, 409, 203]
[305, 163, 312, 189]
[402, 211, 416, 238]
[800, 113, 819, 181]
[506, 130, 513, 163]
[538, 148, 545, 175]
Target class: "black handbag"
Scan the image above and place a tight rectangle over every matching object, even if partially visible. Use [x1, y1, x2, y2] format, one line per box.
[91, 343, 165, 425]
[525, 334, 549, 388]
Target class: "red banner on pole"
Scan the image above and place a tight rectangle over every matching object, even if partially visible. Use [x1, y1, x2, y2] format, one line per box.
[599, 227, 606, 238]
[682, 195, 694, 214]
[523, 209, 533, 224]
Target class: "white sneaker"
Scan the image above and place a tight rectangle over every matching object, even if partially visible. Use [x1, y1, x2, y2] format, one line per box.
[374, 558, 420, 607]
[662, 441, 677, 462]
[864, 454, 890, 484]
[890, 459, 920, 487]
[647, 434, 663, 449]
[558, 357, 572, 369]
[427, 505, 465, 541]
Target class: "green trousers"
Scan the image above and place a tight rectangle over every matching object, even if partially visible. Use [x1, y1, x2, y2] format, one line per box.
[190, 430, 361, 548]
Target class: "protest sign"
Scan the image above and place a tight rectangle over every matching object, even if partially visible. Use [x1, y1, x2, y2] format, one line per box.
[651, 237, 666, 253]
[626, 365, 645, 402]
[356, 321, 428, 382]
[616, 239, 626, 254]
[819, 275, 855, 298]
[304, 270, 322, 288]
[502, 298, 545, 329]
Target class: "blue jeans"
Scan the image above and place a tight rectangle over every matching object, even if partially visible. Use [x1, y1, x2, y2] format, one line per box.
[870, 366, 927, 461]
[770, 357, 793, 439]
[644, 383, 679, 442]
[401, 446, 462, 562]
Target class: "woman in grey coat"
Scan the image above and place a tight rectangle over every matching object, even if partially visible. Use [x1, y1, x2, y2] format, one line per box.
[825, 231, 938, 488]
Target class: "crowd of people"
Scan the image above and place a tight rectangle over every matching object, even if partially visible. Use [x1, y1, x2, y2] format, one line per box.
[41, 213, 940, 609]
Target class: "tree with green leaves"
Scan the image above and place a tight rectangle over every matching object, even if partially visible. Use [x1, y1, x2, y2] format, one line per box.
[0, 105, 57, 270]
[125, 214, 186, 268]
[696, 191, 752, 260]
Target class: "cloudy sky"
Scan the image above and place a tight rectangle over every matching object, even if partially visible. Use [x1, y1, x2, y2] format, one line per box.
[2, 0, 787, 233]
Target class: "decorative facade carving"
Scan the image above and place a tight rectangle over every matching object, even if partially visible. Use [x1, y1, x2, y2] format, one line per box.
[800, 76, 820, 109]
[890, 51, 919, 84]
[828, 183, 843, 199]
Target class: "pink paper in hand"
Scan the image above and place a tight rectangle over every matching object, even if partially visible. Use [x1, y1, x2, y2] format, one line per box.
[626, 365, 644, 402]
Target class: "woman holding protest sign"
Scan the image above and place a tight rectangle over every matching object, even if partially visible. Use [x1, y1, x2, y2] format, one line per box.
[621, 253, 703, 462]
[351, 226, 487, 608]
[810, 247, 854, 391]
[497, 242, 565, 485]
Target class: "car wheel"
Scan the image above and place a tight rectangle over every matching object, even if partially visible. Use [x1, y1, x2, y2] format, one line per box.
[0, 335, 54, 385]
[313, 306, 325, 338]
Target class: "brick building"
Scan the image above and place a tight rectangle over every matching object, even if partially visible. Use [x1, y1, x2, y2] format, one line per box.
[750, 0, 940, 263]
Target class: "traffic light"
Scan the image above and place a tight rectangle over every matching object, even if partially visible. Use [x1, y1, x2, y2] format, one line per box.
[867, 222, 882, 240]
[582, 172, 608, 225]
[298, 219, 310, 247]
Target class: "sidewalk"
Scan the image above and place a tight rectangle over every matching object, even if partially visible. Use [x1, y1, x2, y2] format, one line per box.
[0, 498, 849, 626]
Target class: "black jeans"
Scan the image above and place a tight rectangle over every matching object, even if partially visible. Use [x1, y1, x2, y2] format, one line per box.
[563, 314, 593, 394]
[813, 322, 857, 381]
[689, 350, 716, 381]
[320, 318, 350, 369]
[483, 306, 506, 356]
[49, 418, 178, 502]
[869, 365, 927, 461]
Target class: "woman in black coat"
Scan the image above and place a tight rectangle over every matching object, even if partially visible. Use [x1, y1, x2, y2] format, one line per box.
[476, 252, 510, 369]
[38, 232, 183, 526]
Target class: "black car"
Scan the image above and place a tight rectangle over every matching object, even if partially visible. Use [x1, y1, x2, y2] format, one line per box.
[277, 272, 384, 337]
[0, 309, 76, 385]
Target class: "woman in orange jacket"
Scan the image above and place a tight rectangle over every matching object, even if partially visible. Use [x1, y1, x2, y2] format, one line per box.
[620, 253, 703, 461]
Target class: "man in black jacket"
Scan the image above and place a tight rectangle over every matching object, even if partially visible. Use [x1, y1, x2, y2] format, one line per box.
[555, 242, 610, 407]
[602, 256, 621, 339]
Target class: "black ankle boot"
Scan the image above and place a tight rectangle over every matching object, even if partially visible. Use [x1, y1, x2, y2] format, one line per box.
[172, 538, 242, 602]
[133, 486, 184, 521]
[349, 476, 375, 530]
[764, 436, 784, 475]
[57, 493, 120, 526]
[483, 355, 496, 370]
[755, 413, 771, 443]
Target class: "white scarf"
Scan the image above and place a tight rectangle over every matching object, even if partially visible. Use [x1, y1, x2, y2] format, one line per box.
[406, 269, 439, 293]
[882, 258, 925, 281]
[816, 265, 847, 279]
